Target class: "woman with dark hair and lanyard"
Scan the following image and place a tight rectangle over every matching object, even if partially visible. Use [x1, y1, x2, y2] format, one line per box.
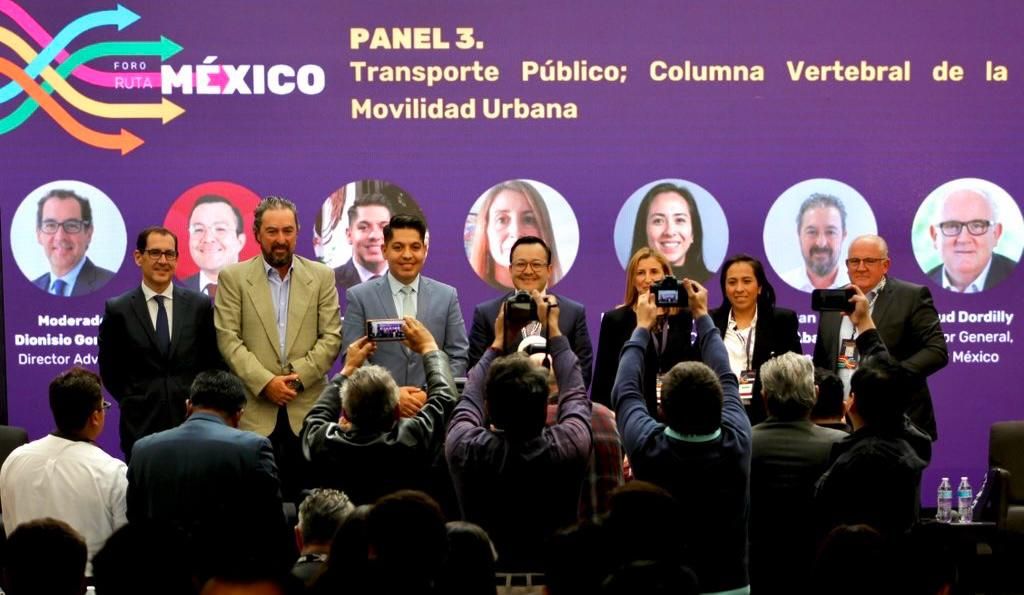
[592, 247, 697, 416]
[711, 254, 802, 425]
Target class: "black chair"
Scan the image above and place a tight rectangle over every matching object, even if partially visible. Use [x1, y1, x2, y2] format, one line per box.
[0, 425, 28, 472]
[988, 421, 1024, 532]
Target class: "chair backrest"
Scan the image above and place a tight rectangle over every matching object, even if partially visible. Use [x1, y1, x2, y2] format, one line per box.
[0, 425, 29, 469]
[989, 421, 1024, 502]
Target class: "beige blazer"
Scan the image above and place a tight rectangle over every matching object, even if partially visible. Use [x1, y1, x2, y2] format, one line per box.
[215, 255, 342, 436]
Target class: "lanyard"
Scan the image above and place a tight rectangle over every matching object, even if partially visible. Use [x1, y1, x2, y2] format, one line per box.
[651, 319, 669, 356]
[735, 325, 754, 370]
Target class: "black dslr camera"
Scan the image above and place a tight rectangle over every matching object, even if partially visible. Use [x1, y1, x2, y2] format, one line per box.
[651, 276, 683, 308]
[503, 290, 539, 353]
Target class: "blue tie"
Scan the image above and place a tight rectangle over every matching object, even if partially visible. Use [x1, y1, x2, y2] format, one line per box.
[155, 296, 171, 355]
[50, 279, 67, 296]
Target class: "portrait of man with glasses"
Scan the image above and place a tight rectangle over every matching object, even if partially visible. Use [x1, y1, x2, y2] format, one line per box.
[98, 226, 224, 458]
[182, 194, 247, 299]
[32, 189, 116, 296]
[926, 187, 1018, 293]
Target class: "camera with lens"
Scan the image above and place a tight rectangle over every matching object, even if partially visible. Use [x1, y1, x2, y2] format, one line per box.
[651, 276, 682, 308]
[503, 290, 539, 353]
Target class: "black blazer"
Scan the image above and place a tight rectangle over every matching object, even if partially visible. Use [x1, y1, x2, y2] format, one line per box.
[592, 306, 697, 415]
[711, 305, 803, 425]
[98, 285, 225, 457]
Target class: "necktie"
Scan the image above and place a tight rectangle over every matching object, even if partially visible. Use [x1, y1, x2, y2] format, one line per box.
[400, 285, 416, 318]
[204, 283, 217, 299]
[155, 296, 171, 355]
[50, 279, 67, 296]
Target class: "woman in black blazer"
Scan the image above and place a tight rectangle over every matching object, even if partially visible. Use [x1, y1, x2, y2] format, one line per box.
[592, 247, 697, 416]
[711, 254, 802, 426]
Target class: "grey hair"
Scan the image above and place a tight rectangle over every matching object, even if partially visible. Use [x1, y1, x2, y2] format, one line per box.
[849, 234, 889, 258]
[341, 364, 400, 429]
[759, 352, 815, 420]
[253, 195, 299, 235]
[298, 488, 355, 545]
[933, 186, 999, 224]
[796, 193, 847, 233]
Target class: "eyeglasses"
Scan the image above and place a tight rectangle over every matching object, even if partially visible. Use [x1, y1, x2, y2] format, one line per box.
[511, 260, 548, 272]
[39, 219, 90, 234]
[846, 257, 888, 268]
[142, 249, 179, 262]
[98, 400, 112, 411]
[937, 220, 993, 237]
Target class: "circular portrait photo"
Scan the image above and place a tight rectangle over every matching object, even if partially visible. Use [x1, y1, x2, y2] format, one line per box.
[10, 180, 127, 297]
[464, 179, 580, 290]
[763, 178, 877, 293]
[613, 179, 728, 284]
[316, 180, 425, 290]
[163, 181, 262, 297]
[912, 178, 1023, 293]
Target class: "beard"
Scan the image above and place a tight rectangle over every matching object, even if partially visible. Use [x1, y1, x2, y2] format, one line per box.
[806, 247, 837, 277]
[263, 244, 294, 268]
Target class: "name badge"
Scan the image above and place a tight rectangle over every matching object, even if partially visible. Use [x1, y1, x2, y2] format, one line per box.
[837, 339, 859, 369]
[739, 369, 756, 402]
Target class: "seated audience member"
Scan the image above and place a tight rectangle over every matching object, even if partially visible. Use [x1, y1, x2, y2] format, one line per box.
[468, 235, 593, 387]
[447, 291, 592, 571]
[0, 368, 126, 575]
[811, 367, 851, 432]
[529, 339, 624, 521]
[815, 288, 931, 540]
[365, 490, 449, 595]
[127, 370, 290, 578]
[200, 571, 304, 595]
[545, 521, 611, 595]
[812, 524, 894, 595]
[292, 489, 355, 588]
[602, 481, 689, 569]
[91, 521, 198, 595]
[309, 504, 373, 595]
[611, 280, 751, 594]
[3, 518, 87, 595]
[601, 560, 699, 595]
[438, 521, 498, 595]
[749, 353, 847, 594]
[301, 319, 458, 505]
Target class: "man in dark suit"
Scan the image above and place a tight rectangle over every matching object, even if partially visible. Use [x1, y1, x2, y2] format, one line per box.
[333, 192, 393, 290]
[813, 234, 948, 440]
[126, 370, 290, 575]
[32, 189, 115, 296]
[181, 194, 246, 298]
[925, 186, 1019, 293]
[468, 236, 593, 387]
[98, 226, 224, 458]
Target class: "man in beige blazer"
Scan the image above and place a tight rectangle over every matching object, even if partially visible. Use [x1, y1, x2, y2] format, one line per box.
[215, 196, 342, 498]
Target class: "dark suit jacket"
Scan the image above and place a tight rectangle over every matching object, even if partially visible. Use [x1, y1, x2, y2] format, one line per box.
[98, 285, 225, 457]
[468, 293, 593, 388]
[813, 277, 948, 440]
[927, 252, 1017, 291]
[333, 259, 363, 290]
[592, 306, 696, 414]
[712, 306, 803, 425]
[33, 257, 115, 296]
[127, 412, 288, 567]
[180, 272, 201, 292]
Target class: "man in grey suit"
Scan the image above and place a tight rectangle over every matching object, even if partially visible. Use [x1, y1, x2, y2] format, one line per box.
[32, 189, 115, 296]
[342, 215, 469, 386]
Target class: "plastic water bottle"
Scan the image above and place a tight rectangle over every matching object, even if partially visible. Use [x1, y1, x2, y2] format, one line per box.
[957, 476, 973, 523]
[936, 477, 953, 522]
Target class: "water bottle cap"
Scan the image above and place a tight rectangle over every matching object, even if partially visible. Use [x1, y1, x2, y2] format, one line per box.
[961, 476, 968, 480]
[942, 477, 949, 481]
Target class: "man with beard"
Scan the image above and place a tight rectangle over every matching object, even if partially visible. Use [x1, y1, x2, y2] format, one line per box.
[781, 194, 850, 292]
[215, 196, 342, 498]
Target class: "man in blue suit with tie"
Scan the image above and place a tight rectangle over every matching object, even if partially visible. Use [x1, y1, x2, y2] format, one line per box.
[342, 215, 469, 386]
[32, 189, 115, 297]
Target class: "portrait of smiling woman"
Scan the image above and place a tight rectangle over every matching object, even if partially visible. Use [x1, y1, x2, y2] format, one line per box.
[630, 182, 714, 283]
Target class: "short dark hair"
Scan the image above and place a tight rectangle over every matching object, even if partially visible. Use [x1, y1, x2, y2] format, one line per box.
[36, 189, 93, 229]
[92, 521, 196, 595]
[717, 254, 777, 313]
[383, 214, 427, 243]
[253, 195, 298, 235]
[4, 518, 87, 595]
[136, 226, 178, 253]
[297, 489, 355, 546]
[189, 370, 247, 415]
[509, 235, 552, 264]
[190, 194, 244, 234]
[850, 353, 911, 428]
[796, 193, 847, 232]
[812, 367, 846, 420]
[347, 193, 393, 228]
[49, 367, 102, 435]
[368, 491, 447, 583]
[660, 362, 723, 435]
[485, 352, 550, 437]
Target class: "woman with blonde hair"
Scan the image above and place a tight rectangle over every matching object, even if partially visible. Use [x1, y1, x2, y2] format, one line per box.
[592, 247, 696, 414]
[468, 180, 562, 289]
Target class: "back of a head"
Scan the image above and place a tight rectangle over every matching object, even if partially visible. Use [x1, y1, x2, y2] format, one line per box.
[603, 482, 687, 566]
[813, 524, 893, 594]
[811, 367, 846, 420]
[341, 365, 400, 431]
[601, 560, 699, 595]
[314, 505, 373, 594]
[545, 521, 610, 595]
[92, 521, 197, 595]
[759, 352, 815, 421]
[485, 352, 550, 437]
[189, 370, 247, 415]
[4, 518, 86, 595]
[49, 367, 102, 435]
[200, 571, 304, 595]
[368, 491, 447, 580]
[850, 353, 911, 429]
[298, 488, 355, 546]
[660, 362, 722, 435]
[438, 521, 497, 595]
